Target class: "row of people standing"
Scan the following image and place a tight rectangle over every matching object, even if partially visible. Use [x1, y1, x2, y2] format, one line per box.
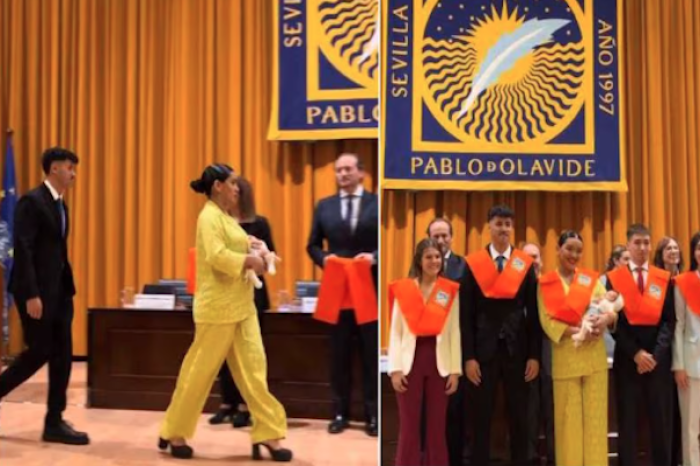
[389, 205, 542, 466]
[389, 203, 700, 466]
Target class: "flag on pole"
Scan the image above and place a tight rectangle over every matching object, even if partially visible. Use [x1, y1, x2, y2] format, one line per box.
[1, 133, 18, 347]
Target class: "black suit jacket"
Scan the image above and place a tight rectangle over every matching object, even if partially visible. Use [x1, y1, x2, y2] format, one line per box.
[8, 184, 76, 309]
[444, 252, 467, 282]
[459, 246, 541, 364]
[606, 271, 675, 371]
[306, 191, 378, 283]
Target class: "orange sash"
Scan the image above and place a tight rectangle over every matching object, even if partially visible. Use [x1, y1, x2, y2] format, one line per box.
[675, 271, 700, 317]
[388, 277, 459, 336]
[540, 269, 599, 326]
[187, 247, 196, 294]
[466, 248, 533, 299]
[607, 266, 670, 325]
[313, 257, 378, 325]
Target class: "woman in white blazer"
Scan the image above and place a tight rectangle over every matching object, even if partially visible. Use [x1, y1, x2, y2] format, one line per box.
[388, 238, 462, 466]
[673, 232, 700, 466]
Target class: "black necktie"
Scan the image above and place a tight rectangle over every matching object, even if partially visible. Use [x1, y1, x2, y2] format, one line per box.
[57, 199, 66, 237]
[496, 256, 505, 273]
[497, 255, 506, 339]
[345, 195, 355, 232]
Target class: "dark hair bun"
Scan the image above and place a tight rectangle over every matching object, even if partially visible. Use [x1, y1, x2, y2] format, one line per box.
[558, 230, 583, 247]
[190, 179, 206, 193]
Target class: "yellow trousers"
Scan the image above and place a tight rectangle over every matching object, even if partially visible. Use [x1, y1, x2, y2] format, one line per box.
[553, 370, 608, 466]
[160, 313, 287, 443]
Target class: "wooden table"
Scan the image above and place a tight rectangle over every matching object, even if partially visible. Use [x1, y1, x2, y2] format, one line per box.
[87, 308, 365, 421]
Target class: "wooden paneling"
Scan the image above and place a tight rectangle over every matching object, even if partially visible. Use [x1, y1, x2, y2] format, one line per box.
[88, 309, 366, 421]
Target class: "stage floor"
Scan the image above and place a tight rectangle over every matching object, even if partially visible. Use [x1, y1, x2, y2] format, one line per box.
[0, 363, 377, 466]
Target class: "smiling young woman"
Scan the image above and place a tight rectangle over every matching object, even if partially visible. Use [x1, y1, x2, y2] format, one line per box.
[538, 230, 619, 466]
[388, 238, 461, 466]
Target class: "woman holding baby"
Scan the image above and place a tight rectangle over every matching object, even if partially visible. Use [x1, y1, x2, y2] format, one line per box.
[158, 164, 291, 461]
[209, 176, 279, 428]
[538, 230, 621, 466]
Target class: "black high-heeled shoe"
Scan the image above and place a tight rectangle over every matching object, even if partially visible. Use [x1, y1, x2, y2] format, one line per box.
[158, 437, 194, 459]
[252, 443, 293, 462]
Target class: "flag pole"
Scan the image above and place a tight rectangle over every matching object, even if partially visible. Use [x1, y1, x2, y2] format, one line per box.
[1, 129, 14, 365]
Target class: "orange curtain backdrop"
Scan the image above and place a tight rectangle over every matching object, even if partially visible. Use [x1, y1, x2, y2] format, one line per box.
[381, 0, 700, 349]
[0, 0, 377, 356]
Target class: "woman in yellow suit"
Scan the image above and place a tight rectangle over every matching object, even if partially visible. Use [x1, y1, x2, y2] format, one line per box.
[158, 164, 292, 461]
[538, 231, 620, 466]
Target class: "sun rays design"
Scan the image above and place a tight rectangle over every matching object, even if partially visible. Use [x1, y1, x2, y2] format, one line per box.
[318, 0, 379, 86]
[422, 2, 585, 144]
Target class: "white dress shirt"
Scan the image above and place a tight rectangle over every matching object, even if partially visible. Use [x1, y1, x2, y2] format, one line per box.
[44, 179, 63, 201]
[489, 244, 512, 269]
[443, 250, 452, 271]
[339, 186, 363, 233]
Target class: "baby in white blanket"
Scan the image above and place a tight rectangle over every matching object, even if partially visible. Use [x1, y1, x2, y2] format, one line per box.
[245, 237, 280, 289]
[572, 291, 624, 347]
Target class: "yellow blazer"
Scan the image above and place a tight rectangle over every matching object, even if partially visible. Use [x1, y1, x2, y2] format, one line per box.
[193, 201, 256, 324]
[538, 273, 612, 380]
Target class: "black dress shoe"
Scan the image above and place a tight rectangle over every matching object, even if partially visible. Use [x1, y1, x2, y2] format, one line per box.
[365, 417, 378, 437]
[232, 410, 251, 428]
[158, 437, 194, 459]
[252, 443, 293, 462]
[209, 406, 234, 425]
[328, 415, 349, 434]
[42, 420, 90, 445]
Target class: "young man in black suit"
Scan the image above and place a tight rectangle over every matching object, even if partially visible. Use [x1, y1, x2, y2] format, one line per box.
[306, 153, 378, 437]
[460, 205, 541, 465]
[426, 217, 469, 466]
[607, 224, 675, 466]
[0, 147, 88, 445]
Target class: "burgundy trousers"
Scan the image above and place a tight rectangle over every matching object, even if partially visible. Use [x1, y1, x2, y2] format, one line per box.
[396, 337, 449, 466]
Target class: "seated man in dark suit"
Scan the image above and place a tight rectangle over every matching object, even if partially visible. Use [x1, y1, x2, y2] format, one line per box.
[0, 147, 89, 445]
[306, 153, 378, 437]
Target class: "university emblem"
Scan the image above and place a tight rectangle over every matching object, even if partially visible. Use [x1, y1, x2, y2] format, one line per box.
[382, 0, 626, 191]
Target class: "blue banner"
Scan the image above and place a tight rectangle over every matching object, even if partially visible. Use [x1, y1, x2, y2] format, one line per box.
[382, 0, 627, 191]
[1, 135, 17, 347]
[268, 0, 379, 140]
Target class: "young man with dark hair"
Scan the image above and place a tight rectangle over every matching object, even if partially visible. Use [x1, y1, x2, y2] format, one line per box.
[607, 223, 675, 466]
[0, 147, 88, 445]
[460, 205, 541, 465]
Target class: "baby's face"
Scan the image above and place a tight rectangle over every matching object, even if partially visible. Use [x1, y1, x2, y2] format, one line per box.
[604, 291, 619, 302]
